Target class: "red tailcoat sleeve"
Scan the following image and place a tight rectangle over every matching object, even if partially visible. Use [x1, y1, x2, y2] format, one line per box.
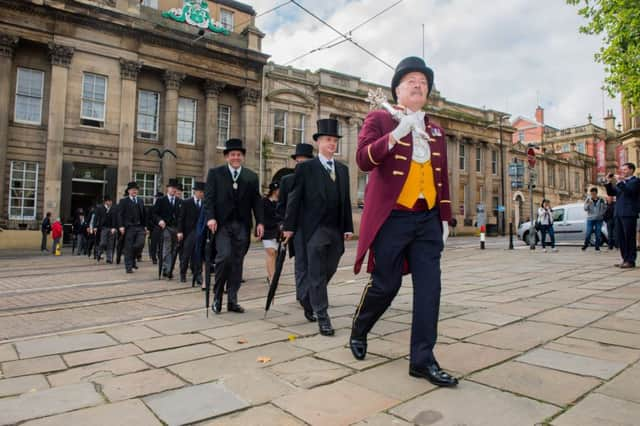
[356, 110, 398, 172]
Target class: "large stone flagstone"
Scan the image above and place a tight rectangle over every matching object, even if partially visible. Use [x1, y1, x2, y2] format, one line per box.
[1, 355, 66, 378]
[470, 361, 601, 406]
[269, 356, 352, 389]
[201, 404, 304, 426]
[47, 356, 149, 387]
[20, 399, 161, 426]
[63, 343, 143, 367]
[552, 393, 640, 426]
[389, 380, 559, 426]
[457, 310, 522, 326]
[529, 307, 608, 327]
[200, 320, 277, 339]
[143, 381, 249, 426]
[134, 333, 210, 352]
[0, 382, 104, 425]
[104, 325, 162, 343]
[352, 413, 412, 425]
[517, 348, 627, 379]
[139, 343, 225, 368]
[544, 337, 640, 364]
[145, 315, 232, 335]
[590, 316, 640, 334]
[437, 318, 496, 339]
[169, 342, 311, 384]
[213, 329, 293, 351]
[315, 346, 388, 371]
[15, 333, 117, 359]
[434, 342, 519, 375]
[0, 374, 49, 398]
[345, 359, 434, 400]
[95, 369, 185, 402]
[274, 380, 399, 426]
[466, 321, 574, 351]
[596, 362, 640, 404]
[0, 344, 17, 362]
[570, 327, 640, 349]
[217, 369, 296, 404]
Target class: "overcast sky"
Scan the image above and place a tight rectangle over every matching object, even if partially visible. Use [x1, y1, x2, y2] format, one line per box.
[248, 0, 621, 129]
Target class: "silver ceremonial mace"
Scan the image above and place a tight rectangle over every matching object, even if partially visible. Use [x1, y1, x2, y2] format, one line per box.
[366, 88, 434, 142]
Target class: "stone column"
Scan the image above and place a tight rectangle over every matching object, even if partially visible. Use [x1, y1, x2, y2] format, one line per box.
[346, 117, 362, 207]
[116, 59, 142, 197]
[449, 136, 460, 219]
[202, 79, 225, 176]
[162, 70, 184, 185]
[468, 140, 477, 219]
[43, 43, 74, 220]
[239, 87, 260, 170]
[484, 143, 493, 209]
[0, 34, 18, 224]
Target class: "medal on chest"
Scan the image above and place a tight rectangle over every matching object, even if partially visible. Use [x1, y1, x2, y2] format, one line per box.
[233, 182, 238, 190]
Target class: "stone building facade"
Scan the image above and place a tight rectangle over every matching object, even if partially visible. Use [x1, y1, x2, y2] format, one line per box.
[619, 103, 640, 169]
[1, 0, 267, 228]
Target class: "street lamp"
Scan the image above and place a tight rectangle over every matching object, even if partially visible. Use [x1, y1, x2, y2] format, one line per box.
[144, 148, 177, 193]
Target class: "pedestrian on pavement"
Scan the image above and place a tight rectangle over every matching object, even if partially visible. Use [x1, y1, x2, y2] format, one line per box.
[51, 217, 63, 255]
[93, 196, 116, 263]
[605, 163, 640, 268]
[117, 182, 147, 273]
[450, 217, 458, 236]
[277, 143, 316, 322]
[262, 181, 281, 285]
[604, 196, 616, 250]
[582, 187, 606, 251]
[153, 179, 182, 279]
[147, 192, 164, 265]
[73, 211, 89, 256]
[350, 57, 458, 387]
[177, 181, 205, 285]
[537, 199, 557, 252]
[205, 138, 264, 314]
[283, 118, 354, 337]
[41, 211, 52, 252]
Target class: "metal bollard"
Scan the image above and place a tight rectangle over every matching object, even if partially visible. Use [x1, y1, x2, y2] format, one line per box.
[509, 223, 514, 250]
[480, 225, 486, 250]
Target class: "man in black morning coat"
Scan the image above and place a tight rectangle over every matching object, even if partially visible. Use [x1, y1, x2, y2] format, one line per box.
[117, 182, 147, 273]
[178, 181, 206, 284]
[283, 119, 354, 336]
[204, 138, 264, 314]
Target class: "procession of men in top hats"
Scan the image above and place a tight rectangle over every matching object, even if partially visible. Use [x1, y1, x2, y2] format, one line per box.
[50, 56, 459, 387]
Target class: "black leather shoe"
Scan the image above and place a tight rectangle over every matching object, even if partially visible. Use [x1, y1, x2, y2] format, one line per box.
[620, 262, 636, 269]
[212, 299, 222, 314]
[228, 303, 245, 313]
[318, 317, 335, 336]
[350, 336, 367, 360]
[132, 264, 139, 270]
[409, 364, 458, 387]
[180, 274, 186, 283]
[126, 268, 133, 274]
[304, 310, 317, 322]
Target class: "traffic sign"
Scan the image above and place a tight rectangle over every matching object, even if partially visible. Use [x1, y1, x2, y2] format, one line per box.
[497, 205, 505, 212]
[527, 147, 536, 168]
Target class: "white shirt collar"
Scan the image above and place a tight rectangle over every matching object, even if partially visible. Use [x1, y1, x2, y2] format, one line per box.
[228, 164, 242, 176]
[318, 153, 334, 170]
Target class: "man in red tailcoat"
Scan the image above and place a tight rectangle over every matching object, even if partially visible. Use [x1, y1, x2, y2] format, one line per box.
[350, 56, 458, 387]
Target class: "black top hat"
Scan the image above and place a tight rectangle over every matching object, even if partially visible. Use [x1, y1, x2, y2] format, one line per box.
[269, 181, 280, 191]
[391, 56, 434, 102]
[166, 178, 178, 188]
[223, 138, 246, 155]
[291, 143, 314, 160]
[103, 195, 112, 202]
[313, 118, 342, 141]
[176, 183, 184, 191]
[126, 181, 139, 191]
[193, 181, 206, 191]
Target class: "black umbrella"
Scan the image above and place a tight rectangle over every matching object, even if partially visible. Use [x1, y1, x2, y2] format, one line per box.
[168, 237, 182, 278]
[204, 229, 213, 318]
[264, 237, 287, 316]
[116, 231, 125, 264]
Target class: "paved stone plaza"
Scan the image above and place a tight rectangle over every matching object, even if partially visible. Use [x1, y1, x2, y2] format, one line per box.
[0, 239, 638, 425]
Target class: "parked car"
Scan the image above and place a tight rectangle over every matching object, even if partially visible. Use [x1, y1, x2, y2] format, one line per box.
[517, 203, 608, 246]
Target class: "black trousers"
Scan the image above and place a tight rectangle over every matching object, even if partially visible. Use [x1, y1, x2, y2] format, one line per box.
[124, 226, 145, 270]
[305, 225, 344, 316]
[214, 221, 249, 305]
[352, 208, 444, 367]
[149, 227, 161, 261]
[41, 231, 48, 250]
[180, 231, 201, 279]
[606, 218, 616, 248]
[616, 216, 638, 265]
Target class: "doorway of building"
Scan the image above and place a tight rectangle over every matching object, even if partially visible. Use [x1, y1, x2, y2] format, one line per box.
[71, 180, 105, 218]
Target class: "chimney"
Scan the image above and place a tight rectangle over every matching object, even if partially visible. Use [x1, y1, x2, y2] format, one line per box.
[604, 109, 616, 135]
[535, 106, 544, 124]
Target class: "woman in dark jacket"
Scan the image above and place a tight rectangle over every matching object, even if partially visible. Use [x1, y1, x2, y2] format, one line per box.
[262, 181, 280, 284]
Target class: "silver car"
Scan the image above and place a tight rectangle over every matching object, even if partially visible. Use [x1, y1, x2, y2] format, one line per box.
[517, 202, 609, 246]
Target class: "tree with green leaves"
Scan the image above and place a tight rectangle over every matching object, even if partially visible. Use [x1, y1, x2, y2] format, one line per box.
[566, 0, 640, 109]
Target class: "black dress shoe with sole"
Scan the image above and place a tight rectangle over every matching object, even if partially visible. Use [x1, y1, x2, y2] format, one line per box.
[304, 310, 317, 322]
[180, 274, 186, 283]
[318, 317, 335, 336]
[228, 303, 245, 313]
[212, 300, 222, 314]
[349, 337, 367, 360]
[409, 364, 458, 387]
[126, 268, 133, 274]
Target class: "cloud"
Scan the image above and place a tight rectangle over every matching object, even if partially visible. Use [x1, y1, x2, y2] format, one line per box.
[250, 0, 621, 129]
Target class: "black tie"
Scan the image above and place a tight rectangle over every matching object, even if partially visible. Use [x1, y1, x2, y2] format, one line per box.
[197, 199, 201, 209]
[326, 160, 333, 170]
[233, 170, 238, 179]
[133, 197, 137, 205]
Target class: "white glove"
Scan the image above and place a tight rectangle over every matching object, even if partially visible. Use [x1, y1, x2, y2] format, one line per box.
[442, 221, 449, 245]
[391, 111, 424, 142]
